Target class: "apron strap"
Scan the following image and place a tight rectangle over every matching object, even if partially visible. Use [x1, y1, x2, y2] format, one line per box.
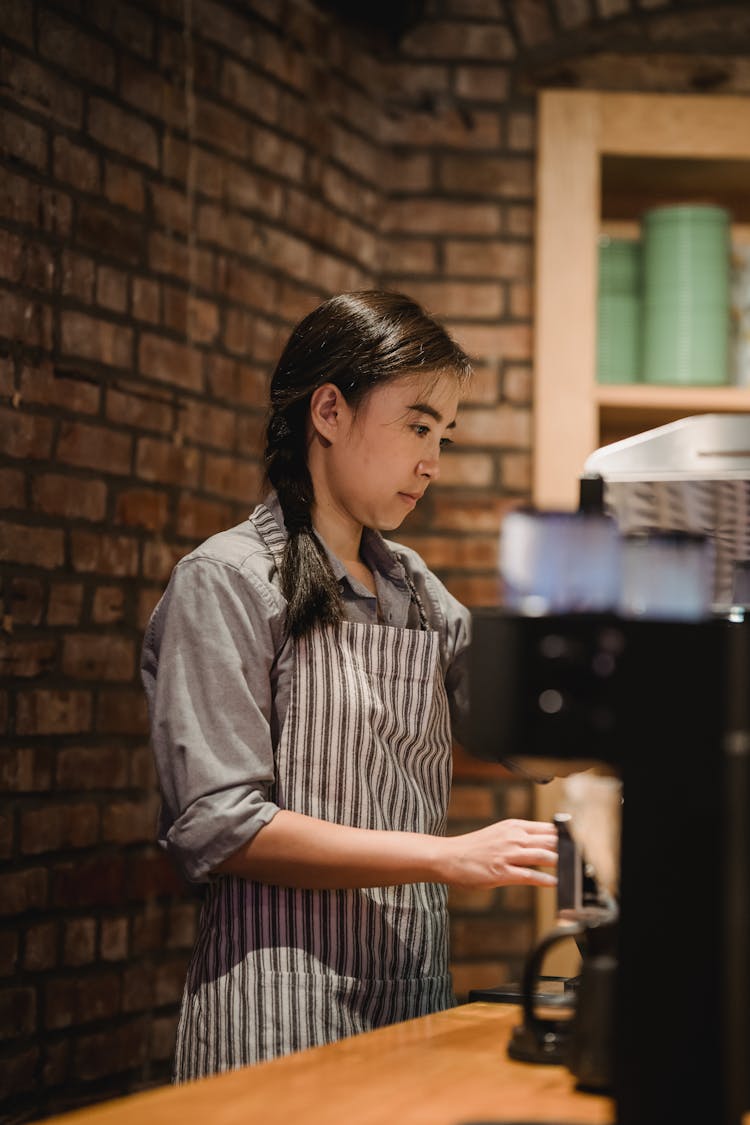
[250, 503, 431, 631]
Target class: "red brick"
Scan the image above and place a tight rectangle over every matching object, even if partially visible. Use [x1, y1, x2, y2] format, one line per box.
[61, 250, 95, 302]
[456, 402, 531, 448]
[20, 361, 100, 414]
[23, 922, 58, 976]
[1, 4, 34, 48]
[42, 1036, 70, 1088]
[104, 161, 145, 212]
[0, 814, 13, 859]
[47, 583, 83, 626]
[0, 228, 23, 282]
[56, 419, 132, 476]
[63, 918, 96, 967]
[155, 958, 187, 1005]
[102, 798, 159, 845]
[132, 275, 160, 323]
[454, 64, 511, 101]
[88, 0, 154, 57]
[444, 239, 531, 279]
[91, 585, 125, 625]
[136, 436, 200, 487]
[166, 903, 198, 950]
[73, 1017, 148, 1081]
[129, 745, 157, 789]
[0, 985, 36, 1037]
[176, 494, 233, 540]
[503, 362, 532, 403]
[180, 398, 236, 448]
[0, 106, 47, 171]
[203, 453, 262, 503]
[45, 971, 121, 1028]
[0, 406, 54, 460]
[150, 182, 190, 235]
[440, 154, 533, 198]
[100, 916, 129, 962]
[383, 199, 500, 236]
[193, 97, 249, 161]
[382, 107, 501, 149]
[97, 265, 128, 312]
[61, 311, 133, 369]
[509, 110, 535, 152]
[38, 11, 115, 87]
[221, 57, 279, 121]
[451, 323, 532, 364]
[62, 634, 135, 682]
[0, 522, 64, 568]
[0, 290, 53, 348]
[0, 868, 48, 915]
[53, 135, 99, 191]
[440, 574, 501, 607]
[70, 530, 139, 576]
[513, 0, 554, 45]
[431, 494, 514, 533]
[132, 905, 165, 954]
[396, 534, 497, 571]
[151, 1013, 179, 1060]
[21, 802, 99, 854]
[501, 449, 532, 491]
[402, 20, 515, 59]
[32, 473, 107, 521]
[405, 280, 503, 320]
[0, 747, 53, 793]
[127, 853, 183, 900]
[56, 746, 129, 791]
[52, 858, 125, 910]
[77, 201, 143, 266]
[437, 451, 494, 488]
[8, 578, 44, 626]
[1, 1045, 39, 1098]
[163, 289, 220, 345]
[0, 638, 57, 678]
[139, 333, 203, 392]
[115, 488, 169, 531]
[138, 586, 163, 629]
[380, 237, 437, 275]
[235, 411, 264, 457]
[207, 356, 269, 407]
[89, 97, 158, 167]
[96, 689, 148, 735]
[0, 467, 25, 509]
[0, 930, 19, 976]
[142, 541, 185, 583]
[461, 363, 501, 406]
[148, 231, 214, 288]
[106, 384, 174, 433]
[121, 962, 155, 1013]
[510, 281, 532, 318]
[506, 204, 534, 236]
[16, 690, 92, 736]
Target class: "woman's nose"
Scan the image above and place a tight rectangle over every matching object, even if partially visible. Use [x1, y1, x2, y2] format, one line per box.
[418, 456, 440, 481]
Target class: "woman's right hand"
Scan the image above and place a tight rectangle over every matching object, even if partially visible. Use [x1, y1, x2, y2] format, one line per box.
[441, 818, 558, 889]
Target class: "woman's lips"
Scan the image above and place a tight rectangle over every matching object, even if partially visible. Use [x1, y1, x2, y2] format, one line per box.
[398, 492, 421, 506]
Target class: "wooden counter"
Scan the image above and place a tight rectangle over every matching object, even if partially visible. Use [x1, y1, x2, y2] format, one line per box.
[44, 1003, 614, 1125]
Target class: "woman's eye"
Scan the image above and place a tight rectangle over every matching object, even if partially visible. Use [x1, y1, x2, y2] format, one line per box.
[413, 424, 430, 437]
[439, 437, 454, 450]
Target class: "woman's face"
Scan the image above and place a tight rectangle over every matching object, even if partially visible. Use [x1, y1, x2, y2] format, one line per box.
[314, 371, 460, 532]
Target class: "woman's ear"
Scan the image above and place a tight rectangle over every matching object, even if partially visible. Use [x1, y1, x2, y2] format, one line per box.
[309, 383, 349, 444]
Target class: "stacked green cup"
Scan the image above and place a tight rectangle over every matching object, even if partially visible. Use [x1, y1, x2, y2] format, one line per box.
[641, 204, 731, 386]
[597, 236, 641, 384]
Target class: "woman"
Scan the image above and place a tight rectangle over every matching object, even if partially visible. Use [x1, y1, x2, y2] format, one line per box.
[141, 290, 557, 1081]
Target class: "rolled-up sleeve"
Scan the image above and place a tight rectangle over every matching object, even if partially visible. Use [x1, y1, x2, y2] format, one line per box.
[141, 556, 284, 882]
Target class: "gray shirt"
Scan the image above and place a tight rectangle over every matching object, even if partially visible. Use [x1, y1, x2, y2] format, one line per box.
[141, 494, 471, 882]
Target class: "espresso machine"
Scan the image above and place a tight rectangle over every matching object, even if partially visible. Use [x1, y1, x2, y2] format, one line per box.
[467, 415, 750, 1125]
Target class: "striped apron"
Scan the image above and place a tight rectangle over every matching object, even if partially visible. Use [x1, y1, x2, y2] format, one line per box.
[173, 504, 455, 1081]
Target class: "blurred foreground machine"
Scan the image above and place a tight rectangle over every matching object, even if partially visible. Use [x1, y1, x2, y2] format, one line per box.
[468, 416, 750, 1125]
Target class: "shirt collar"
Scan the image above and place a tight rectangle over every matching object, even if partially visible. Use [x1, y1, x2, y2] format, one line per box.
[260, 490, 407, 587]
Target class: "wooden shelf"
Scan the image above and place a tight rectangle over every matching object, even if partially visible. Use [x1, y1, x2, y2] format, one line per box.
[533, 89, 750, 511]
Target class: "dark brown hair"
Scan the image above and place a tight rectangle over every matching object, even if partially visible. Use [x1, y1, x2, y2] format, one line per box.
[264, 290, 472, 637]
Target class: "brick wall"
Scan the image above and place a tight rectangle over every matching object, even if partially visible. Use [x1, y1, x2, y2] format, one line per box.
[2, 0, 750, 1119]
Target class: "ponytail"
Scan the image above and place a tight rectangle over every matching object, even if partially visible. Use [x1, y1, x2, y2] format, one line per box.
[264, 411, 342, 638]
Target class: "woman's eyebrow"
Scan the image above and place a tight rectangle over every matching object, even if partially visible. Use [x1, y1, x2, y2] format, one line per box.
[406, 402, 457, 429]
